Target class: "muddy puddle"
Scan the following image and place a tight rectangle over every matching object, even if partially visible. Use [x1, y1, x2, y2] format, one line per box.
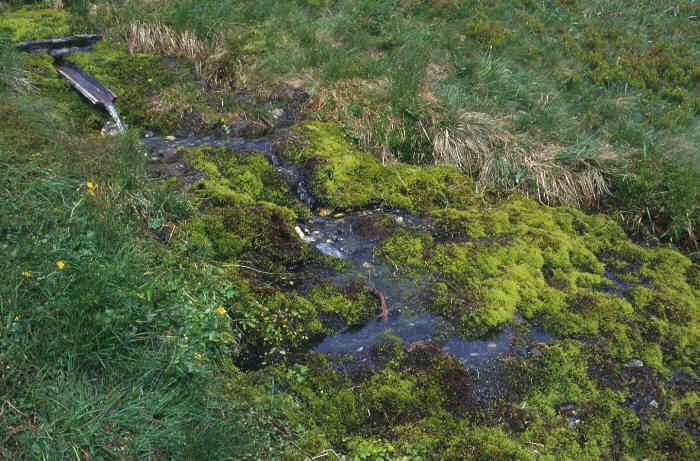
[143, 134, 553, 370]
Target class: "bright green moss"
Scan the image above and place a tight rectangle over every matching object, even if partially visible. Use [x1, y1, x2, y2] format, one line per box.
[366, 193, 699, 373]
[184, 148, 293, 206]
[177, 147, 314, 268]
[297, 122, 474, 212]
[377, 228, 432, 273]
[423, 198, 621, 336]
[0, 8, 70, 41]
[431, 207, 512, 239]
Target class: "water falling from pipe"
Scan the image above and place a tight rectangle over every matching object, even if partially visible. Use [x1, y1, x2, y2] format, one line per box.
[105, 103, 126, 133]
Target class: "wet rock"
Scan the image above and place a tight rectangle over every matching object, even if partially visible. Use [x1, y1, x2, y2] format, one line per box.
[294, 225, 314, 243]
[269, 108, 289, 127]
[101, 120, 122, 137]
[227, 119, 268, 138]
[568, 417, 582, 429]
[403, 341, 443, 369]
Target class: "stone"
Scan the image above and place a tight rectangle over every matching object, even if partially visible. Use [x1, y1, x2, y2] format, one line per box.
[227, 119, 268, 138]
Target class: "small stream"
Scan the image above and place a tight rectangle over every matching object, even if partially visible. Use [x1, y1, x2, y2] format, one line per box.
[144, 134, 553, 369]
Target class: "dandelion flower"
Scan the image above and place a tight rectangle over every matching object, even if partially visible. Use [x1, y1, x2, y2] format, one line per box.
[56, 261, 65, 270]
[22, 271, 31, 279]
[216, 305, 226, 315]
[86, 181, 96, 190]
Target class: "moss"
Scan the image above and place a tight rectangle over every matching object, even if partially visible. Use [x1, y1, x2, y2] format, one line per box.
[297, 122, 474, 213]
[0, 8, 70, 41]
[366, 194, 700, 376]
[177, 147, 315, 269]
[306, 283, 378, 331]
[377, 228, 432, 273]
[431, 207, 512, 240]
[464, 15, 514, 49]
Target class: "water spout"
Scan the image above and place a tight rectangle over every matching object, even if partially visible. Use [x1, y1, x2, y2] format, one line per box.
[105, 103, 126, 133]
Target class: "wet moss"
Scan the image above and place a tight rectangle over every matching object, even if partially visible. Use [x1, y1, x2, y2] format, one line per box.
[377, 228, 432, 273]
[374, 195, 697, 377]
[177, 147, 310, 269]
[296, 122, 474, 213]
[307, 283, 379, 331]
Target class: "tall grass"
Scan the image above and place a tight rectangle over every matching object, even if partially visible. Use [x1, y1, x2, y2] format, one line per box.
[0, 32, 33, 92]
[0, 91, 291, 458]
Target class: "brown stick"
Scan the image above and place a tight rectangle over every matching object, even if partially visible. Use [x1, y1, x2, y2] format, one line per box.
[369, 287, 388, 322]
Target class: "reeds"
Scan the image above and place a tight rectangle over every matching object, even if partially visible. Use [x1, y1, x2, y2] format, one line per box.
[432, 112, 609, 207]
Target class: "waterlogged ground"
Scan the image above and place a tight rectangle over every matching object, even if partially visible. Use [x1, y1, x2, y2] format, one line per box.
[2, 8, 698, 458]
[145, 131, 556, 370]
[145, 122, 699, 459]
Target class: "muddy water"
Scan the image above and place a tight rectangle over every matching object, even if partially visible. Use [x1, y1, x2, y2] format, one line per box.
[144, 135, 552, 369]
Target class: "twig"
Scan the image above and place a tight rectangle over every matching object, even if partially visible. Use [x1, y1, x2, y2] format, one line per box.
[222, 263, 292, 276]
[306, 449, 342, 460]
[368, 287, 388, 322]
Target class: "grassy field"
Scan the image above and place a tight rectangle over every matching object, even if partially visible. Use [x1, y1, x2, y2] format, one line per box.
[1, 2, 698, 459]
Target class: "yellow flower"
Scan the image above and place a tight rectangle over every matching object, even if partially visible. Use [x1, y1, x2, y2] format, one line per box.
[216, 305, 227, 315]
[22, 271, 31, 279]
[86, 181, 96, 190]
[56, 261, 65, 270]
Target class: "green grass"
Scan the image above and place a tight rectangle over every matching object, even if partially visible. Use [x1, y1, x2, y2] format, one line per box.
[0, 75, 293, 461]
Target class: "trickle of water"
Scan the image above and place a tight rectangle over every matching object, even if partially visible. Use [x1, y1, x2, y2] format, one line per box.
[140, 134, 554, 368]
[105, 103, 126, 133]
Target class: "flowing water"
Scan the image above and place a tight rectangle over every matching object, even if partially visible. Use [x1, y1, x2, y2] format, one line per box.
[143, 134, 553, 369]
[105, 103, 126, 133]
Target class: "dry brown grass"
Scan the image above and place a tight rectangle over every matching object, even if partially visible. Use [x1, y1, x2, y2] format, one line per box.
[124, 21, 209, 59]
[431, 112, 609, 207]
[121, 21, 246, 88]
